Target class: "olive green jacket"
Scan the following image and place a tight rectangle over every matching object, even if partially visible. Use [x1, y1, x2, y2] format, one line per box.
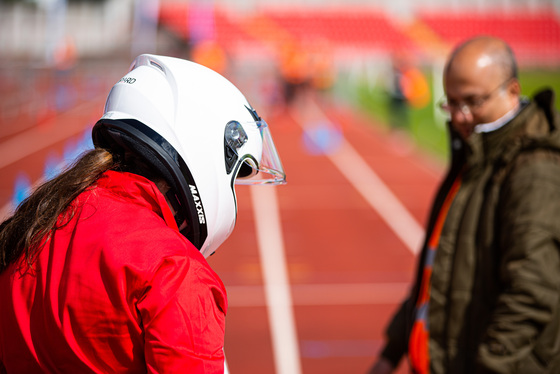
[381, 89, 560, 374]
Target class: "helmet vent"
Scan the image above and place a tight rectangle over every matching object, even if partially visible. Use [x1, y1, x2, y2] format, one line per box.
[149, 60, 165, 73]
[224, 121, 248, 174]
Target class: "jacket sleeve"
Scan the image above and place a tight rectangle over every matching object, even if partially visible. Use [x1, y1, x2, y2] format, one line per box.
[380, 296, 414, 368]
[476, 152, 560, 373]
[137, 251, 227, 374]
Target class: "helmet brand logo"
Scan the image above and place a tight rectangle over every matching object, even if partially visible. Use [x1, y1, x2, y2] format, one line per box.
[119, 77, 136, 84]
[189, 185, 206, 224]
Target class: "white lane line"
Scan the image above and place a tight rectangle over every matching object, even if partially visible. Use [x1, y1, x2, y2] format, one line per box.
[0, 100, 96, 170]
[0, 202, 13, 222]
[227, 282, 410, 307]
[291, 98, 425, 255]
[0, 141, 93, 222]
[250, 185, 302, 374]
[328, 139, 425, 254]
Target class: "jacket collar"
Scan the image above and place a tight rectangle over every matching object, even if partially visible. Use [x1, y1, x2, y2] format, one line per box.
[96, 170, 179, 231]
[479, 99, 532, 163]
[453, 97, 535, 167]
[474, 102, 523, 134]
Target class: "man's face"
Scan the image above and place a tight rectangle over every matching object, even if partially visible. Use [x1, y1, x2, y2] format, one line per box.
[443, 57, 519, 139]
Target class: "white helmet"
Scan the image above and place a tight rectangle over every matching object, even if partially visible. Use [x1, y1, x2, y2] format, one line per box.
[92, 54, 286, 257]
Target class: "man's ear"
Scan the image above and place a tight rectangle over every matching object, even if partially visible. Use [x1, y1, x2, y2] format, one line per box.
[508, 78, 521, 97]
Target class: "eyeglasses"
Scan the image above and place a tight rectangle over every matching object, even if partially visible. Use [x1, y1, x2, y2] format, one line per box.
[439, 77, 513, 115]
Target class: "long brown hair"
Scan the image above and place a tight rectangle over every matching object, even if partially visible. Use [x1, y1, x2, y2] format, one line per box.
[0, 148, 117, 273]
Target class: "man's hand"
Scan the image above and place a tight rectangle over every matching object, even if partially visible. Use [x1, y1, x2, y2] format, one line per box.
[367, 357, 394, 374]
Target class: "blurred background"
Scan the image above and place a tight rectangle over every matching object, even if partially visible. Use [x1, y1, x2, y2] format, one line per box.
[1, 0, 559, 373]
[2, 0, 560, 162]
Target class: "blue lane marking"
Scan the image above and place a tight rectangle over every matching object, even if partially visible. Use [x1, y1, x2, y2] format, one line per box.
[12, 172, 32, 207]
[301, 120, 343, 156]
[43, 151, 63, 181]
[11, 127, 94, 206]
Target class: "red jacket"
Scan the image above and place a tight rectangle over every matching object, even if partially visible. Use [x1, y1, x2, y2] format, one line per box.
[0, 171, 227, 373]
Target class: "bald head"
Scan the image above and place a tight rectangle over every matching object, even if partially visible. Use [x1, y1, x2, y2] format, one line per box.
[443, 36, 521, 139]
[446, 36, 518, 83]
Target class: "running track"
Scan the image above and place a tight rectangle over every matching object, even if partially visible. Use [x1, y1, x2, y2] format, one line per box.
[0, 69, 444, 374]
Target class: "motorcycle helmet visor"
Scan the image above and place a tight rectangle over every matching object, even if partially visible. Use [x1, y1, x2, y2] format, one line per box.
[234, 119, 286, 185]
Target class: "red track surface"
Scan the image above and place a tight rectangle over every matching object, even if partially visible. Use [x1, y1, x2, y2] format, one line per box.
[0, 71, 444, 373]
[209, 92, 443, 373]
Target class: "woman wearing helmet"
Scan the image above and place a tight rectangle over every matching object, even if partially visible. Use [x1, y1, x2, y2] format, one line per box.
[0, 55, 285, 373]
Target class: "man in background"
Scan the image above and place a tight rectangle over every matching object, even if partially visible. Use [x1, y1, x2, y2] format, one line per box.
[369, 36, 560, 374]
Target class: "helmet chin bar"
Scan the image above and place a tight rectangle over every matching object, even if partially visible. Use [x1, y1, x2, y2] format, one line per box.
[92, 118, 208, 251]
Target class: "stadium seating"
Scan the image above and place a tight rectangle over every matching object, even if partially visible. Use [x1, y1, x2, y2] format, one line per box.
[419, 10, 560, 66]
[262, 8, 417, 52]
[158, 4, 560, 66]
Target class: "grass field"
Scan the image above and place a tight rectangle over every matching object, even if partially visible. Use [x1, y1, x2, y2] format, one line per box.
[347, 68, 560, 162]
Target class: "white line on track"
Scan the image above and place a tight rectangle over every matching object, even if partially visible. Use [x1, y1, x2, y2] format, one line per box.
[227, 282, 410, 307]
[0, 99, 102, 221]
[0, 203, 13, 222]
[0, 100, 96, 170]
[328, 139, 425, 254]
[250, 185, 302, 374]
[292, 97, 425, 255]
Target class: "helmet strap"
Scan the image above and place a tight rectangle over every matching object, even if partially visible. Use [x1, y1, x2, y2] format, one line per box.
[165, 189, 187, 232]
